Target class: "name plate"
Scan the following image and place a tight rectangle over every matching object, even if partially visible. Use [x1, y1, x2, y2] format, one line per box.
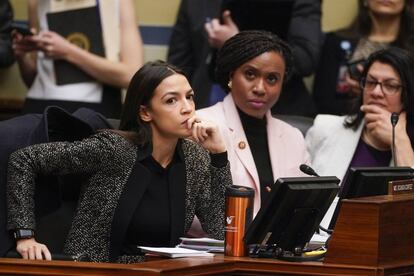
[388, 179, 414, 195]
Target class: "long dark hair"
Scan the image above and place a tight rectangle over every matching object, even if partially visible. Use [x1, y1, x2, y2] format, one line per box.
[118, 60, 185, 145]
[345, 47, 414, 148]
[215, 30, 293, 93]
[341, 0, 414, 52]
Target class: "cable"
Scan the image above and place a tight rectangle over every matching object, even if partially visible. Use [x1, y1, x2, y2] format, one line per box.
[319, 225, 333, 235]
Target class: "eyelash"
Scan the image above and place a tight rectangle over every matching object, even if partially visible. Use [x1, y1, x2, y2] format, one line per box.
[244, 70, 279, 84]
[165, 94, 194, 104]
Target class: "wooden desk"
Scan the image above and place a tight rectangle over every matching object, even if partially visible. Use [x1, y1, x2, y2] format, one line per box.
[1, 255, 414, 275]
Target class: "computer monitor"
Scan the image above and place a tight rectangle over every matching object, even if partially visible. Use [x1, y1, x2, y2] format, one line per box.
[221, 0, 294, 40]
[244, 176, 339, 253]
[329, 166, 414, 229]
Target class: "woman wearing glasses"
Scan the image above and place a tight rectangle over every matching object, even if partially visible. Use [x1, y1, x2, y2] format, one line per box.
[306, 47, 414, 228]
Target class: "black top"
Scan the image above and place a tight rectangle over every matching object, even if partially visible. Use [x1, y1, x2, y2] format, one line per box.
[121, 141, 228, 255]
[238, 109, 274, 206]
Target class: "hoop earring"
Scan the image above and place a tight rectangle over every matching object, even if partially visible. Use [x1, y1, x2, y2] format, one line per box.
[228, 80, 232, 89]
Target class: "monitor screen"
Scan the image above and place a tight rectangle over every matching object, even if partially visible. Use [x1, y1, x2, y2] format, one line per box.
[329, 166, 414, 229]
[244, 176, 339, 253]
[221, 0, 294, 40]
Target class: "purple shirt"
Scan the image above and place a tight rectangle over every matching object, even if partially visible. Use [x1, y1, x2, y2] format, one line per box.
[349, 138, 391, 168]
[339, 137, 391, 197]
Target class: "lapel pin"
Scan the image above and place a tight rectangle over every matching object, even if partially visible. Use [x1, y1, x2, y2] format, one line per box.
[238, 141, 246, 149]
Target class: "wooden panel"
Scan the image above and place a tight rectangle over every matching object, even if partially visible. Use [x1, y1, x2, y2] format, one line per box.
[378, 198, 414, 264]
[325, 194, 414, 266]
[2, 255, 414, 275]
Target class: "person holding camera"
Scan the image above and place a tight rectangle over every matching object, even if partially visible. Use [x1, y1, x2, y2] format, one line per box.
[313, 0, 414, 115]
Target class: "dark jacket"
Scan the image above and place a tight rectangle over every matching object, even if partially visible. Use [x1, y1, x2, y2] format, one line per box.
[0, 106, 110, 257]
[7, 131, 231, 263]
[312, 31, 359, 115]
[0, 0, 14, 67]
[168, 0, 322, 116]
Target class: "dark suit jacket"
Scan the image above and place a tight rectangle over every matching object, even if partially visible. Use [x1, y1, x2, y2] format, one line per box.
[0, 0, 14, 67]
[312, 32, 359, 115]
[0, 106, 110, 257]
[7, 131, 231, 263]
[168, 0, 322, 116]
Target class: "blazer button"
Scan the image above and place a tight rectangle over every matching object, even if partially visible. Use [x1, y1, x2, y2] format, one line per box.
[238, 141, 246, 149]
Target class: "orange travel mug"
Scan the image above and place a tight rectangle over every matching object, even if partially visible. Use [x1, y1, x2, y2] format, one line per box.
[224, 185, 254, 257]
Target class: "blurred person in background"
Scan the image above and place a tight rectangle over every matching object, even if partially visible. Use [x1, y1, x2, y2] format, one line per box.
[313, 0, 414, 115]
[12, 0, 144, 118]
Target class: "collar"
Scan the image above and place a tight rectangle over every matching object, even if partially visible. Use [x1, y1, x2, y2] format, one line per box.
[137, 139, 185, 163]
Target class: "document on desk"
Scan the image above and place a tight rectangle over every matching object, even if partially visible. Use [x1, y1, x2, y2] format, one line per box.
[178, 237, 224, 253]
[310, 233, 329, 244]
[138, 246, 214, 258]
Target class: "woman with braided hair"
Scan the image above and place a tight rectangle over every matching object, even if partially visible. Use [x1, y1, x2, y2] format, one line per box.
[197, 30, 310, 216]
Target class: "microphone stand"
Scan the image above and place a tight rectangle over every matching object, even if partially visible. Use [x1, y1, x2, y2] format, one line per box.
[391, 113, 399, 167]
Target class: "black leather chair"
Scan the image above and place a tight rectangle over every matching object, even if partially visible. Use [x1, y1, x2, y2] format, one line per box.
[107, 118, 120, 130]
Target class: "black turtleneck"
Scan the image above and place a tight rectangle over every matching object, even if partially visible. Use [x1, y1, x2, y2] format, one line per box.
[238, 108, 274, 206]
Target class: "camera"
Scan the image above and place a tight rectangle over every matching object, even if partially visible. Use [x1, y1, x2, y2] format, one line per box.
[347, 59, 365, 81]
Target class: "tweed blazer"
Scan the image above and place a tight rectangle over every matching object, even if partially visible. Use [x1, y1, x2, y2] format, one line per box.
[0, 106, 110, 257]
[7, 131, 231, 263]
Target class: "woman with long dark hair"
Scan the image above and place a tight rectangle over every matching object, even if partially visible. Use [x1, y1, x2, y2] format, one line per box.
[7, 61, 231, 263]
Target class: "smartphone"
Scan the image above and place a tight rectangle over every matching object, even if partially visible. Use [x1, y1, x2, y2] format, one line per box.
[11, 22, 34, 36]
[347, 59, 365, 81]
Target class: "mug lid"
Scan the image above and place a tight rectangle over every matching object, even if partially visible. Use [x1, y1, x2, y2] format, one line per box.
[225, 185, 255, 197]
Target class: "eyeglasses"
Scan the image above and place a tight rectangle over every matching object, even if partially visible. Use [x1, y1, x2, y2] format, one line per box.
[360, 77, 403, 95]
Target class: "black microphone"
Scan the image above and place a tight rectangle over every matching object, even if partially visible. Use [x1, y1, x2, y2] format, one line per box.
[391, 112, 399, 127]
[391, 112, 399, 166]
[299, 164, 319, 177]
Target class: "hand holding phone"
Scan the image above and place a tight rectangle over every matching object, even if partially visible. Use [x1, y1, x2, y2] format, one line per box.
[347, 59, 365, 81]
[11, 22, 34, 36]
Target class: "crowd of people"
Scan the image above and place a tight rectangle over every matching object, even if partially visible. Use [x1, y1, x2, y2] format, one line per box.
[0, 0, 413, 264]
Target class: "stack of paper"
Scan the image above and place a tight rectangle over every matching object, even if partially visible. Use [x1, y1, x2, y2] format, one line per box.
[138, 247, 214, 258]
[178, 237, 224, 253]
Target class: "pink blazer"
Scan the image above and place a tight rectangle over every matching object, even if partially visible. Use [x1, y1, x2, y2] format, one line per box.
[197, 95, 310, 215]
